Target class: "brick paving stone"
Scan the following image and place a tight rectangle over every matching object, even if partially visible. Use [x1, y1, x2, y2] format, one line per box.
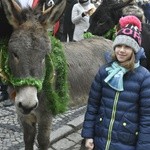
[52, 138, 75, 150]
[51, 125, 73, 143]
[66, 132, 83, 143]
[72, 143, 82, 150]
[67, 115, 84, 128]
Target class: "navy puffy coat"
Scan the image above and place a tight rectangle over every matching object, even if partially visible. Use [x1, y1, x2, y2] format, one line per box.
[81, 64, 150, 150]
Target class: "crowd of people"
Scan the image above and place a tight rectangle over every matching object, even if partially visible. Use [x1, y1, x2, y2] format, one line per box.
[55, 0, 100, 42]
[52, 0, 150, 42]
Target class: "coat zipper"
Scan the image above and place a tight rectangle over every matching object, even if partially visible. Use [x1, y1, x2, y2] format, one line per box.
[105, 91, 120, 150]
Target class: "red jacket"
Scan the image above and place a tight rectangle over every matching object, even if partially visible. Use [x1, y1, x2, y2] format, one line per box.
[32, 0, 39, 8]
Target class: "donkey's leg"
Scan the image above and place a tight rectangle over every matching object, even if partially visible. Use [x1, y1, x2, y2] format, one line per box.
[19, 114, 37, 150]
[37, 113, 52, 150]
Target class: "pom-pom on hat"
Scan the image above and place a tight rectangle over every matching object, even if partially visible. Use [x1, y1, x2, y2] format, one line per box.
[113, 15, 142, 53]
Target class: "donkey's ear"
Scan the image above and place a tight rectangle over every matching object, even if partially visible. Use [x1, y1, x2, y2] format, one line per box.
[1, 0, 22, 28]
[39, 0, 66, 27]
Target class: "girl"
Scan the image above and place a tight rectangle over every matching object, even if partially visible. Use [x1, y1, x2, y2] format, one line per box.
[81, 15, 150, 150]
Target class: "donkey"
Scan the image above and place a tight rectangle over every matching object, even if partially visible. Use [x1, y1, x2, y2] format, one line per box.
[1, 0, 113, 149]
[88, 0, 133, 36]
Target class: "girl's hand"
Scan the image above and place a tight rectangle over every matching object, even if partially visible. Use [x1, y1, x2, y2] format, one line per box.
[85, 138, 94, 150]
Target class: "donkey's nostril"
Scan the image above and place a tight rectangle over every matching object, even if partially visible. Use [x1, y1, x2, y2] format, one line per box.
[33, 102, 38, 109]
[18, 102, 38, 114]
[18, 102, 22, 108]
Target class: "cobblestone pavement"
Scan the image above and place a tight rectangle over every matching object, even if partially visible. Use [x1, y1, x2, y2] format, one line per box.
[0, 100, 86, 150]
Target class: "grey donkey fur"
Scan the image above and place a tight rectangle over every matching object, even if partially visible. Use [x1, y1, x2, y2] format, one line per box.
[2, 0, 112, 149]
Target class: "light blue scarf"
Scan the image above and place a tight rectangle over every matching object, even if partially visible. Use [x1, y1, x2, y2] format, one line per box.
[104, 61, 139, 91]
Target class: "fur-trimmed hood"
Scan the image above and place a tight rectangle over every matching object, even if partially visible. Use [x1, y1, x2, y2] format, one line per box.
[122, 5, 146, 22]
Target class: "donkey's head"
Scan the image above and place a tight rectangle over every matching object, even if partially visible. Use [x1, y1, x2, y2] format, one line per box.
[88, 0, 133, 36]
[2, 0, 66, 114]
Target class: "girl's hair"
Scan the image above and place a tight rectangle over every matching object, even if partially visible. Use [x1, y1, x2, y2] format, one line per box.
[112, 51, 135, 71]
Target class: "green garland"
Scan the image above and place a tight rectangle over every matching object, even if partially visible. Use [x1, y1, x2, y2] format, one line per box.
[43, 34, 69, 115]
[0, 35, 69, 115]
[103, 26, 117, 40]
[83, 32, 95, 39]
[82, 27, 117, 41]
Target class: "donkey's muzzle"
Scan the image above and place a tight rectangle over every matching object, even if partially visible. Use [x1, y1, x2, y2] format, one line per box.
[18, 102, 38, 114]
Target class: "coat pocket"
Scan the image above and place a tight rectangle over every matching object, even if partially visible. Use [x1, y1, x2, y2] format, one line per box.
[117, 117, 139, 145]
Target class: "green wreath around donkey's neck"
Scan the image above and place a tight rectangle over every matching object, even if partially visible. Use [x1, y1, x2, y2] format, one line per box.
[0, 35, 69, 115]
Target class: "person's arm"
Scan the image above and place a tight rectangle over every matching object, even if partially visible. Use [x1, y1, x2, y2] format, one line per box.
[81, 68, 102, 138]
[136, 70, 150, 150]
[71, 5, 86, 24]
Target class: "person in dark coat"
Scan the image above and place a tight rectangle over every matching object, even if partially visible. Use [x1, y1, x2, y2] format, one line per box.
[62, 0, 78, 42]
[141, 1, 150, 23]
[0, 1, 13, 39]
[81, 15, 150, 150]
[0, 1, 12, 103]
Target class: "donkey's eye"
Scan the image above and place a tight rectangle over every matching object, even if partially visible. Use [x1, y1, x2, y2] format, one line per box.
[13, 53, 18, 57]
[12, 52, 18, 59]
[97, 20, 105, 26]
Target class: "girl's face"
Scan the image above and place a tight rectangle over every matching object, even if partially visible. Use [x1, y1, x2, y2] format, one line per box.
[114, 45, 134, 63]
